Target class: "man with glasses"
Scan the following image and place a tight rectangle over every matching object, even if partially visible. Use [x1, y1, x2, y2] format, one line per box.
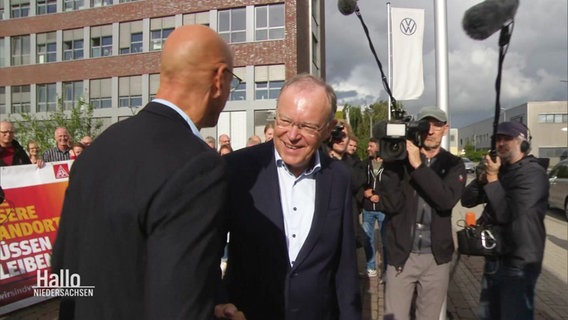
[0, 120, 31, 166]
[216, 74, 361, 320]
[378, 106, 466, 319]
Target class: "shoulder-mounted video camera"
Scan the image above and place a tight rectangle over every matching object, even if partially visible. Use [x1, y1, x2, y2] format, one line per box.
[373, 108, 430, 162]
[330, 124, 346, 143]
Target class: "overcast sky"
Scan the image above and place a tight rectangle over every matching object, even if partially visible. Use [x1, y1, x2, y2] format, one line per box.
[325, 0, 568, 128]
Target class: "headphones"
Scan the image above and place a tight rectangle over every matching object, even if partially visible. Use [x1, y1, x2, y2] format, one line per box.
[520, 123, 532, 154]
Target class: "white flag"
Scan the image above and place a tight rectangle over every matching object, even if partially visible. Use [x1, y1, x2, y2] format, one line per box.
[391, 7, 424, 100]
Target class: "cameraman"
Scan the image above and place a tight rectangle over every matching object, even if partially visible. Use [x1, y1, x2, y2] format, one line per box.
[378, 106, 466, 319]
[460, 121, 548, 320]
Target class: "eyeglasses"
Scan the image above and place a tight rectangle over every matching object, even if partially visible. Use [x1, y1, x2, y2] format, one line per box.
[0, 130, 14, 135]
[221, 69, 243, 92]
[275, 113, 327, 137]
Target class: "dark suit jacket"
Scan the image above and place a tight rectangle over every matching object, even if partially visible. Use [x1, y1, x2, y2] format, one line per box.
[52, 102, 227, 320]
[222, 141, 362, 320]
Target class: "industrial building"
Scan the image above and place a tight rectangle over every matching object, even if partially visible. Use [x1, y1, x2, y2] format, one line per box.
[458, 101, 568, 166]
[0, 0, 325, 149]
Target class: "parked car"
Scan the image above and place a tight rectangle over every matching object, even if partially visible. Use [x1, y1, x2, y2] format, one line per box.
[548, 159, 568, 220]
[462, 157, 476, 173]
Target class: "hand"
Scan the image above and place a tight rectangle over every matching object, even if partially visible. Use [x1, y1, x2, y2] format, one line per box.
[406, 140, 421, 169]
[214, 303, 246, 320]
[483, 154, 500, 183]
[369, 194, 380, 203]
[363, 189, 373, 199]
[36, 159, 45, 168]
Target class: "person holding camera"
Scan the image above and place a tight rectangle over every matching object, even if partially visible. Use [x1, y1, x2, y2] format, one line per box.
[460, 121, 548, 320]
[378, 106, 466, 319]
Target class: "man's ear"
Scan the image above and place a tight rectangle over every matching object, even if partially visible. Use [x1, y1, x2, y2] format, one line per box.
[211, 65, 227, 99]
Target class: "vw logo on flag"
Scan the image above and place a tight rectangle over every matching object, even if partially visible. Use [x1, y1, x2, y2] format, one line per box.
[400, 18, 417, 36]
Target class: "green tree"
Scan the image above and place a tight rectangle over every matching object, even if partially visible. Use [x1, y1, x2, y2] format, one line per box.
[10, 98, 103, 152]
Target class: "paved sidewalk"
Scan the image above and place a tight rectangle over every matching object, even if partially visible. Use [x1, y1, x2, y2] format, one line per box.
[3, 208, 567, 320]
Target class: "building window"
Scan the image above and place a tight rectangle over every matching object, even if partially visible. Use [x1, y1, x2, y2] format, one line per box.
[229, 68, 246, 101]
[37, 0, 56, 15]
[37, 83, 57, 112]
[90, 78, 112, 109]
[150, 17, 175, 51]
[11, 35, 30, 66]
[538, 113, 568, 123]
[0, 2, 4, 21]
[255, 4, 285, 41]
[0, 87, 5, 114]
[91, 25, 113, 57]
[37, 32, 57, 63]
[10, 0, 30, 18]
[119, 0, 137, 2]
[0, 38, 4, 67]
[119, 76, 142, 108]
[119, 21, 143, 54]
[254, 65, 285, 100]
[63, 29, 84, 61]
[255, 81, 283, 100]
[183, 11, 210, 26]
[218, 8, 246, 44]
[149, 74, 159, 101]
[11, 85, 31, 113]
[63, 81, 84, 110]
[91, 35, 112, 57]
[91, 0, 113, 7]
[64, 0, 85, 11]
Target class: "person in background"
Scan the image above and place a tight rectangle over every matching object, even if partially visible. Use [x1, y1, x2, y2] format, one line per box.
[0, 120, 31, 166]
[461, 121, 548, 320]
[346, 135, 361, 164]
[43, 127, 71, 162]
[379, 106, 466, 320]
[217, 74, 361, 319]
[219, 134, 231, 149]
[70, 142, 85, 159]
[358, 137, 386, 279]
[219, 144, 233, 156]
[205, 136, 216, 149]
[80, 136, 93, 147]
[264, 122, 274, 142]
[52, 25, 244, 320]
[27, 141, 43, 165]
[246, 135, 262, 147]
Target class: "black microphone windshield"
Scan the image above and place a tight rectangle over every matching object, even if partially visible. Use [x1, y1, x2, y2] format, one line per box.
[338, 0, 358, 16]
[462, 0, 519, 40]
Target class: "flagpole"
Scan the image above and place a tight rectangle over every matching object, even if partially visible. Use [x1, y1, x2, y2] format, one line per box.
[387, 2, 392, 121]
[434, 0, 450, 150]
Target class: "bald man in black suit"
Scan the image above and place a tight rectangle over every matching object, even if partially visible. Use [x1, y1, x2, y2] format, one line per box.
[52, 25, 243, 320]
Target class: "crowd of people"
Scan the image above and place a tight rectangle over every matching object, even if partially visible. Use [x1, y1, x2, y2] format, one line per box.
[0, 120, 93, 168]
[0, 24, 549, 320]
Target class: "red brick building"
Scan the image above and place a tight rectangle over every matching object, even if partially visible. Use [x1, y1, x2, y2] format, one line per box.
[0, 0, 326, 149]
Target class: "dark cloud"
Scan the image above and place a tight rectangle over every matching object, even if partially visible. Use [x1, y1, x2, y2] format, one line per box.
[325, 0, 568, 128]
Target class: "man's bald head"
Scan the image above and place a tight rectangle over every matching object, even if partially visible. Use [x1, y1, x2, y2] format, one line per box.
[160, 25, 233, 83]
[156, 25, 234, 129]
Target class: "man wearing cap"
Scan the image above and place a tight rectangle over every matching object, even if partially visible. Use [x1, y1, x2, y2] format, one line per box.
[461, 121, 548, 320]
[377, 106, 466, 319]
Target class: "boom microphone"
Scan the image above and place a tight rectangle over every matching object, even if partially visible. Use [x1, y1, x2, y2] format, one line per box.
[462, 0, 519, 40]
[338, 0, 358, 16]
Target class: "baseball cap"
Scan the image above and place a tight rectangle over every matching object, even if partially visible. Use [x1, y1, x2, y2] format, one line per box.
[496, 121, 528, 140]
[417, 106, 447, 122]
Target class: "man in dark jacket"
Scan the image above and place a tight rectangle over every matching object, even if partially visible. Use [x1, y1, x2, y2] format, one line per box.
[378, 107, 466, 319]
[461, 121, 548, 320]
[0, 121, 31, 167]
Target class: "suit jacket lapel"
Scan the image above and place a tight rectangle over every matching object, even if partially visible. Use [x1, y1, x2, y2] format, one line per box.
[250, 143, 286, 235]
